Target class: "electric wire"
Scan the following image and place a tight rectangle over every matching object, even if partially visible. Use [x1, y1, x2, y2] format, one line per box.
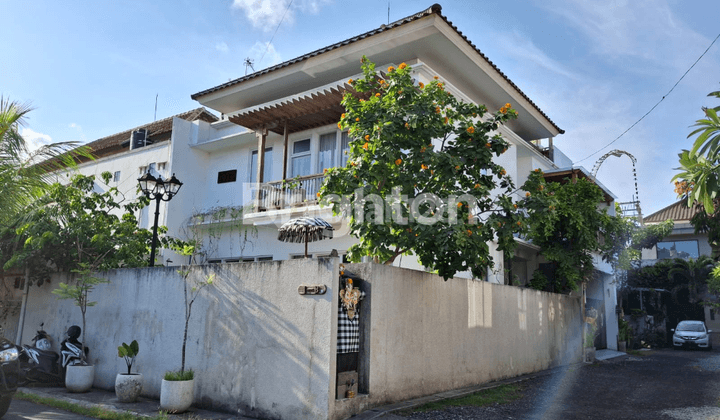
[258, 0, 294, 67]
[575, 32, 720, 164]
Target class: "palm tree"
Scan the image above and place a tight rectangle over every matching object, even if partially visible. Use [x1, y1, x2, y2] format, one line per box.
[0, 96, 90, 228]
[667, 256, 716, 305]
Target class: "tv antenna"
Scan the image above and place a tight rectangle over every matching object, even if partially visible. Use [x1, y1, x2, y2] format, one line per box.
[244, 58, 255, 75]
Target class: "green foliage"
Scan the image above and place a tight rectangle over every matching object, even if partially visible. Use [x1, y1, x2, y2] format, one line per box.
[521, 171, 618, 293]
[164, 369, 194, 381]
[51, 266, 109, 364]
[529, 269, 548, 291]
[618, 318, 631, 342]
[0, 97, 92, 229]
[672, 90, 720, 213]
[629, 256, 714, 309]
[584, 323, 598, 347]
[1, 173, 189, 282]
[320, 57, 522, 279]
[15, 391, 170, 420]
[117, 340, 139, 375]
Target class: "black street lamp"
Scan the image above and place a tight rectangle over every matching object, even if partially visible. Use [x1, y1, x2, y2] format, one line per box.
[137, 172, 183, 267]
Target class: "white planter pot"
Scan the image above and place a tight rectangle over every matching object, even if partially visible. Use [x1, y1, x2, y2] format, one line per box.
[115, 373, 143, 402]
[65, 365, 95, 393]
[160, 378, 194, 413]
[584, 346, 596, 364]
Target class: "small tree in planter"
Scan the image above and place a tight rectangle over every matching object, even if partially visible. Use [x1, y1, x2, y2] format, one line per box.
[115, 340, 142, 402]
[160, 265, 214, 413]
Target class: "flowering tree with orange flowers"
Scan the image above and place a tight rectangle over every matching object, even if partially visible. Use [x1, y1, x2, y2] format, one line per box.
[319, 57, 524, 280]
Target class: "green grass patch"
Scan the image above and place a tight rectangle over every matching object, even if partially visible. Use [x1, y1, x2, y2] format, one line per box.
[13, 391, 169, 420]
[397, 383, 523, 415]
[163, 369, 194, 381]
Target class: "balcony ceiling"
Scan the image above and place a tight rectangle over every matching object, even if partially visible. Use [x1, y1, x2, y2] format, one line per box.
[227, 83, 368, 135]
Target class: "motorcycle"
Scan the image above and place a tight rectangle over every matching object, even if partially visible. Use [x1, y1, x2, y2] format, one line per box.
[18, 324, 87, 386]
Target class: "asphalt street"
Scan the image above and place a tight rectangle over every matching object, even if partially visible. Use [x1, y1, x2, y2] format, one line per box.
[400, 348, 720, 420]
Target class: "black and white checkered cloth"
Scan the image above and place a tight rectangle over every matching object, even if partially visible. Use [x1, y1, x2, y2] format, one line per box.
[337, 290, 365, 354]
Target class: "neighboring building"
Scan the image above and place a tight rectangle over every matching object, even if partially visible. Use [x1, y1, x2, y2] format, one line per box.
[642, 200, 719, 342]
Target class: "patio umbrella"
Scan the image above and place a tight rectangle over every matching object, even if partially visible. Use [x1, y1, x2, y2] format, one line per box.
[277, 217, 334, 258]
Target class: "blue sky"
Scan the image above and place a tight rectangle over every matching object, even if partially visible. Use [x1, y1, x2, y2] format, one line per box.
[3, 0, 720, 216]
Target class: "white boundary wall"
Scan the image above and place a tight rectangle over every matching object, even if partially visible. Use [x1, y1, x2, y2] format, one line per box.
[20, 260, 582, 420]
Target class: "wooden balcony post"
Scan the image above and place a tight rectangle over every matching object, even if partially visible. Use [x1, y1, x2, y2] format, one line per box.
[282, 121, 289, 181]
[255, 126, 267, 211]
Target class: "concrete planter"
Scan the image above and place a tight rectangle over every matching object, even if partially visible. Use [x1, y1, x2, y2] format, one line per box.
[584, 346, 596, 363]
[65, 365, 94, 393]
[160, 378, 194, 413]
[115, 373, 143, 402]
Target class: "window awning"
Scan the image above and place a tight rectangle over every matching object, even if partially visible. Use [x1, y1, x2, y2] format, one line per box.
[227, 81, 366, 135]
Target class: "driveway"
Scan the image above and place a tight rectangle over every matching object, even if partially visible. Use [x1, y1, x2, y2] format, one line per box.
[400, 348, 720, 420]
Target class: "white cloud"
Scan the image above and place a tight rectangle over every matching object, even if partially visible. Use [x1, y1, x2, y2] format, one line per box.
[250, 41, 282, 67]
[231, 0, 329, 32]
[498, 31, 579, 80]
[20, 127, 53, 153]
[216, 41, 229, 53]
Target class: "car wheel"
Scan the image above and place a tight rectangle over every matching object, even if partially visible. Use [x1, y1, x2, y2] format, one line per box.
[0, 394, 13, 418]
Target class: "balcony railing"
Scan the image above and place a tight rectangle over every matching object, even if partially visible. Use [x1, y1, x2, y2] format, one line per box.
[254, 173, 326, 211]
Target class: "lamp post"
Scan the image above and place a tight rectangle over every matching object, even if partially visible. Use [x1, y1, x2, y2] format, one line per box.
[137, 172, 183, 267]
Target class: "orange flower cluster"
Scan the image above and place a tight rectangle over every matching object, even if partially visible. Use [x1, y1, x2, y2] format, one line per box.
[395, 159, 402, 165]
[455, 165, 460, 170]
[355, 117, 360, 122]
[364, 135, 370, 140]
[434, 76, 439, 80]
[435, 106, 441, 114]
[525, 192, 531, 197]
[375, 93, 381, 98]
[348, 79, 354, 84]
[419, 82, 425, 89]
[499, 169, 506, 176]
[674, 180, 693, 195]
[474, 183, 480, 189]
[466, 230, 472, 236]
[341, 113, 346, 119]
[405, 122, 410, 129]
[457, 202, 463, 208]
[316, 192, 321, 198]
[499, 103, 512, 114]
[337, 122, 342, 129]
[485, 142, 492, 148]
[443, 117, 449, 124]
[467, 126, 475, 134]
[388, 66, 395, 72]
[398, 63, 407, 70]
[362, 142, 369, 150]
[421, 164, 429, 170]
[513, 204, 518, 209]
[420, 146, 426, 153]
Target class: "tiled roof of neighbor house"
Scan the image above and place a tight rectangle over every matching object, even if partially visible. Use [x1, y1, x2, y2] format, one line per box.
[191, 4, 563, 134]
[84, 108, 218, 156]
[644, 199, 703, 224]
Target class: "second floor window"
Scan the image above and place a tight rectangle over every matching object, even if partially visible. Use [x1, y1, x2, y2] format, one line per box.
[291, 139, 311, 178]
[657, 240, 699, 260]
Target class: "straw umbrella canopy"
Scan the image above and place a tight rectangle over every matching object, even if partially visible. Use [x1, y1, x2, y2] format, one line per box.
[277, 217, 334, 258]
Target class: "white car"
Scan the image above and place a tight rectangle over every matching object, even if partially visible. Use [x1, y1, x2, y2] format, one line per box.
[672, 320, 713, 350]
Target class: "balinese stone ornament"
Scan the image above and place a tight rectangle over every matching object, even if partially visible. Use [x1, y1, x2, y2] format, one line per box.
[340, 278, 362, 320]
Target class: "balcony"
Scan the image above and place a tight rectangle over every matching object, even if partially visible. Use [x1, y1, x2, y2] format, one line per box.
[254, 173, 326, 211]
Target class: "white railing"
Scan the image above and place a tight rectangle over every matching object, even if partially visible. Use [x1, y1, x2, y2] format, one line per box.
[252, 173, 326, 211]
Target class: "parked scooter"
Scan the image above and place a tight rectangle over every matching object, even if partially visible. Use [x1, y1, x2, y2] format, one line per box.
[17, 324, 88, 386]
[60, 325, 87, 368]
[17, 324, 61, 385]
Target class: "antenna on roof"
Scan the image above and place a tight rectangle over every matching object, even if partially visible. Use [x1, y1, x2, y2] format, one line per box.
[154, 94, 158, 121]
[244, 58, 255, 75]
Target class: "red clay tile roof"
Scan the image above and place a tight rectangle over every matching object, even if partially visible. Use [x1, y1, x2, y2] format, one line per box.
[83, 108, 217, 156]
[644, 199, 702, 224]
[191, 4, 563, 134]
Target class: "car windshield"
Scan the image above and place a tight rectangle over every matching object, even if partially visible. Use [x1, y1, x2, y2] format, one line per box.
[677, 323, 705, 332]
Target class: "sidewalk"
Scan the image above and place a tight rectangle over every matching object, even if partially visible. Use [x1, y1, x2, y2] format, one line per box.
[17, 386, 250, 419]
[18, 352, 628, 420]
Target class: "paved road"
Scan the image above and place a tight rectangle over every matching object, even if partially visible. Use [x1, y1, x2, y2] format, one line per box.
[401, 348, 720, 420]
[4, 399, 96, 420]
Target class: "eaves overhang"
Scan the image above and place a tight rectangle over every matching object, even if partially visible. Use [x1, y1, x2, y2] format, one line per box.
[192, 4, 563, 140]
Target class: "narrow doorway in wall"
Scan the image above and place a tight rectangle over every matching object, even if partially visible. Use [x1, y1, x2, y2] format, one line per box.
[336, 268, 370, 399]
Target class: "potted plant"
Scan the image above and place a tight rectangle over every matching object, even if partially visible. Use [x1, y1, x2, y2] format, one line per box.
[584, 323, 598, 363]
[618, 318, 630, 352]
[160, 269, 214, 413]
[52, 266, 107, 392]
[115, 340, 142, 402]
